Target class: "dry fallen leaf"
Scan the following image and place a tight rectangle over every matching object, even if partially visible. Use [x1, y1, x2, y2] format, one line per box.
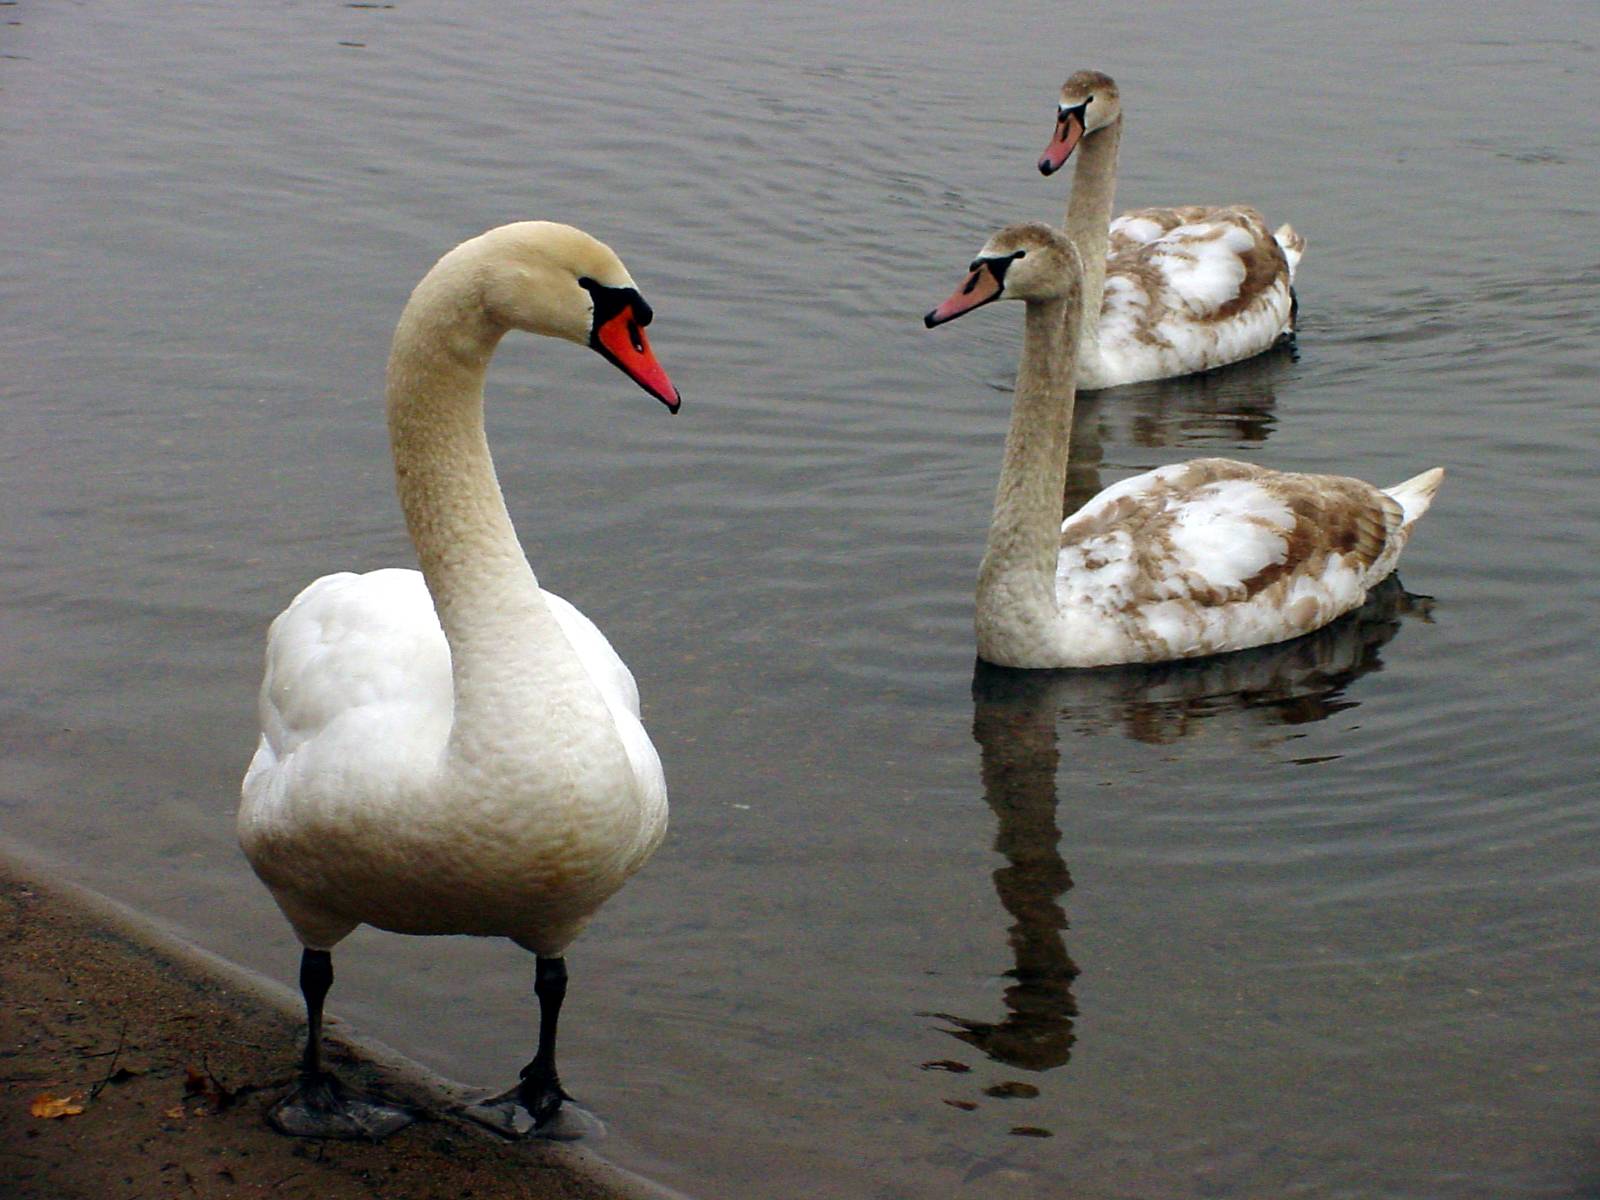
[30, 1092, 86, 1119]
[163, 1104, 187, 1120]
[181, 1064, 237, 1112]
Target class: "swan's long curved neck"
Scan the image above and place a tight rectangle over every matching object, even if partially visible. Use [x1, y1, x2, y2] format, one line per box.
[1062, 117, 1120, 345]
[386, 275, 601, 766]
[978, 296, 1080, 625]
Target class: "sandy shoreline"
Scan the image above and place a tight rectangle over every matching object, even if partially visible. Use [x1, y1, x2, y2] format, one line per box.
[0, 852, 686, 1200]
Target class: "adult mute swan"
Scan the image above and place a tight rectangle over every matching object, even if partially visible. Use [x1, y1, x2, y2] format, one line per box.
[1039, 70, 1305, 390]
[925, 222, 1440, 669]
[239, 221, 679, 1139]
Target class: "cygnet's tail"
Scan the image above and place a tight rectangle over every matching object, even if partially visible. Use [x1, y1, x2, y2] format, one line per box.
[1384, 467, 1445, 530]
[1274, 223, 1306, 283]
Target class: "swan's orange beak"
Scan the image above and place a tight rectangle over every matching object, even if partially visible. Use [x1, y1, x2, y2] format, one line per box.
[1038, 108, 1085, 176]
[924, 263, 1004, 328]
[594, 307, 681, 413]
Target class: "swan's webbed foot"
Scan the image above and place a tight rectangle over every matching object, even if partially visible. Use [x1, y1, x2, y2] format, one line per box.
[459, 954, 599, 1140]
[522, 1065, 568, 1127]
[459, 1073, 600, 1142]
[266, 1070, 416, 1141]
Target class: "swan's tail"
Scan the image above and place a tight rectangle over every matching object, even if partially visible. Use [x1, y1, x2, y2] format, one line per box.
[1274, 223, 1306, 282]
[1383, 467, 1445, 530]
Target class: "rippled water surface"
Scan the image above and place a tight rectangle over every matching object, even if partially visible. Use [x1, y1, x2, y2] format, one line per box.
[4, 3, 1598, 1197]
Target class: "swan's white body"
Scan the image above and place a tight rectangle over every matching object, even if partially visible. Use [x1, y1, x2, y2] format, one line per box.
[239, 222, 671, 963]
[926, 223, 1440, 670]
[1042, 71, 1304, 390]
[241, 568, 666, 955]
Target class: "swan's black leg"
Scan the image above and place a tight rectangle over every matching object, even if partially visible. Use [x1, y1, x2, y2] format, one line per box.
[266, 947, 415, 1140]
[300, 947, 333, 1075]
[458, 953, 596, 1140]
[517, 955, 572, 1127]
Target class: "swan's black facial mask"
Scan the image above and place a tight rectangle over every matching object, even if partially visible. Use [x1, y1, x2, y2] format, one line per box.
[579, 278, 680, 412]
[1039, 101, 1090, 175]
[923, 252, 1025, 328]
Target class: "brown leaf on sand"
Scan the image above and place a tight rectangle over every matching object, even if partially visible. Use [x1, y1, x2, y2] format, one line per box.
[182, 1064, 237, 1113]
[30, 1092, 86, 1119]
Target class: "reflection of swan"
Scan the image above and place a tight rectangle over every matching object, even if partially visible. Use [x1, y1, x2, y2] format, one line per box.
[1062, 349, 1287, 515]
[1110, 347, 1287, 451]
[925, 222, 1443, 669]
[922, 580, 1425, 1094]
[239, 223, 679, 1139]
[930, 666, 1080, 1073]
[1038, 70, 1303, 390]
[1046, 575, 1431, 744]
[1063, 389, 1109, 517]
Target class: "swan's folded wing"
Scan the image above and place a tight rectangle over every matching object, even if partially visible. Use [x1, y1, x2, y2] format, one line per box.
[1058, 460, 1403, 657]
[542, 589, 642, 720]
[1106, 205, 1250, 255]
[249, 568, 451, 771]
[1100, 206, 1292, 370]
[542, 589, 664, 868]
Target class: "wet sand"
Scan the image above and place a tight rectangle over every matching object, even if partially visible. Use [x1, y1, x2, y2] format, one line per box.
[0, 854, 683, 1200]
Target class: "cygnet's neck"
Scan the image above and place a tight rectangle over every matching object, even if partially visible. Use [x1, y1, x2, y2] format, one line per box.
[977, 294, 1082, 658]
[1062, 116, 1120, 347]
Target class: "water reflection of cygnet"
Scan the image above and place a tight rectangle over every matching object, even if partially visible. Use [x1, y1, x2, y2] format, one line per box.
[1065, 345, 1290, 514]
[922, 575, 1428, 1138]
[1118, 342, 1291, 449]
[929, 665, 1081, 1077]
[1049, 576, 1433, 745]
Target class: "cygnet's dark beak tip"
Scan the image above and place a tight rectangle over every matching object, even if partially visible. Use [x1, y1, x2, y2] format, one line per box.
[1038, 157, 1057, 176]
[923, 310, 939, 329]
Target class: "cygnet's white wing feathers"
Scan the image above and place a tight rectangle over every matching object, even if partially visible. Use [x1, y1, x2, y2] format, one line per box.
[1053, 458, 1429, 665]
[1383, 467, 1445, 528]
[1084, 205, 1297, 389]
[1273, 222, 1306, 283]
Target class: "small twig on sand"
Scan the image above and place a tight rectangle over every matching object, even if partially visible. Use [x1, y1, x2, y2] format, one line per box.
[87, 1021, 128, 1100]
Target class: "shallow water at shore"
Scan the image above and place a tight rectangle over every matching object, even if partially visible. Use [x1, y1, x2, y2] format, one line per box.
[4, 3, 1599, 1197]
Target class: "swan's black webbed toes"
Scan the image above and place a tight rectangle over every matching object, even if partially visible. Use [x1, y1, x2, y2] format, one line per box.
[459, 1078, 599, 1142]
[266, 1071, 415, 1141]
[517, 1063, 572, 1131]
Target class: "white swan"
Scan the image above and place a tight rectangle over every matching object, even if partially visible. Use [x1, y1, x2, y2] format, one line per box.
[239, 221, 679, 1138]
[925, 222, 1441, 669]
[1039, 70, 1305, 390]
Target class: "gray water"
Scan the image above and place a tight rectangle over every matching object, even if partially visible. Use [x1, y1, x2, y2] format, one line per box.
[4, 3, 1598, 1197]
